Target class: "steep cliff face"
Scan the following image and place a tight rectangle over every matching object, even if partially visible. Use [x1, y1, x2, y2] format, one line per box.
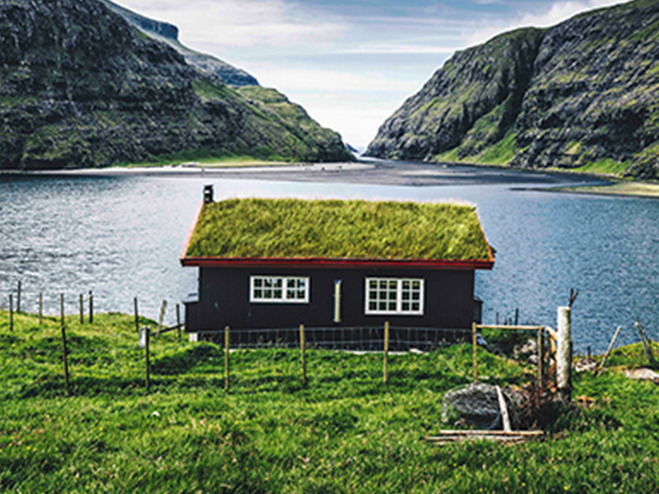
[367, 0, 658, 179]
[100, 0, 259, 86]
[0, 0, 351, 170]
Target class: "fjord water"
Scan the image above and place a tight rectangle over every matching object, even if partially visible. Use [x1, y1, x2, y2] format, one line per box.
[0, 169, 656, 352]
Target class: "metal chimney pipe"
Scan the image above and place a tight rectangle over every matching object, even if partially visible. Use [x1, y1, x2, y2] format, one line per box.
[203, 184, 214, 204]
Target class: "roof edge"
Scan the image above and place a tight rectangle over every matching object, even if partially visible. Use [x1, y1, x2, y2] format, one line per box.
[180, 256, 494, 270]
[179, 203, 203, 262]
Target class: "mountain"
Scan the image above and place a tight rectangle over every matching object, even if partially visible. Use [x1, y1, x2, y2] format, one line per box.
[366, 0, 658, 179]
[0, 0, 351, 170]
[99, 0, 259, 86]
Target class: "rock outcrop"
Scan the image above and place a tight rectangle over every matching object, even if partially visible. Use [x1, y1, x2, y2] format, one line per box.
[0, 0, 351, 170]
[367, 0, 658, 179]
[100, 0, 259, 86]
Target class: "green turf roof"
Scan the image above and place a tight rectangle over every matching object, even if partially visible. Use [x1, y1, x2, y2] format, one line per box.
[184, 198, 492, 261]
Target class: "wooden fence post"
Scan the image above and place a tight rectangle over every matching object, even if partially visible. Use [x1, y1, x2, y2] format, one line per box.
[472, 322, 478, 382]
[144, 326, 150, 390]
[597, 325, 622, 376]
[16, 280, 21, 313]
[383, 321, 389, 384]
[537, 327, 544, 392]
[224, 326, 230, 391]
[79, 294, 84, 324]
[557, 307, 572, 398]
[176, 304, 182, 340]
[300, 324, 307, 387]
[156, 300, 167, 336]
[635, 320, 655, 364]
[134, 297, 139, 333]
[60, 293, 70, 395]
[8, 294, 13, 332]
[38, 292, 43, 325]
[88, 290, 93, 324]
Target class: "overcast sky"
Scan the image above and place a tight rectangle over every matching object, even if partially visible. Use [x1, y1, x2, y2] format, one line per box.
[113, 0, 626, 149]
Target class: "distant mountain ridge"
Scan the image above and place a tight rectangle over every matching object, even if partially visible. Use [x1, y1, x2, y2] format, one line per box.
[100, 0, 259, 86]
[367, 0, 658, 179]
[0, 0, 351, 170]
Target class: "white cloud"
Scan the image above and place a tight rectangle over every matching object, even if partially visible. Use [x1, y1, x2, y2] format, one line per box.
[113, 0, 345, 49]
[464, 0, 627, 47]
[340, 44, 456, 55]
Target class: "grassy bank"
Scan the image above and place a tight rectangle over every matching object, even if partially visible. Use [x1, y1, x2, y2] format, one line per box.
[1, 311, 657, 492]
[550, 181, 659, 198]
[113, 149, 295, 169]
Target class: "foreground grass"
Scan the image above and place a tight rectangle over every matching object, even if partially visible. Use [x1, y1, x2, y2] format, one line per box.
[1, 312, 657, 492]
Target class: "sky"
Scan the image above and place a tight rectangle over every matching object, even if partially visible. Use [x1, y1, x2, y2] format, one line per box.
[113, 0, 627, 149]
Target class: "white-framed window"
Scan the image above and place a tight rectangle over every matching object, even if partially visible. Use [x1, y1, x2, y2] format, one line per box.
[250, 276, 310, 303]
[365, 277, 424, 315]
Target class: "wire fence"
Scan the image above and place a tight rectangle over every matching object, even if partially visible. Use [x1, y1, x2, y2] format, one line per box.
[197, 326, 475, 352]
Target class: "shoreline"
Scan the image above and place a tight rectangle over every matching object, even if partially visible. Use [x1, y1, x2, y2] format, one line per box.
[2, 158, 656, 197]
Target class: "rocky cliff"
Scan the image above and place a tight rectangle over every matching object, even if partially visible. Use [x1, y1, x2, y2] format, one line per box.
[0, 0, 351, 170]
[367, 0, 658, 179]
[100, 0, 259, 86]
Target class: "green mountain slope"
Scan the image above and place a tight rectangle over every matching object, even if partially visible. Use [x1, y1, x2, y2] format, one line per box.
[366, 0, 658, 179]
[99, 0, 259, 86]
[0, 0, 351, 170]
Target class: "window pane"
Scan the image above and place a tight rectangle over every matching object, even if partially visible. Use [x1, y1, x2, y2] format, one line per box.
[274, 289, 282, 298]
[412, 280, 420, 290]
[402, 302, 410, 311]
[287, 288, 296, 299]
[388, 302, 396, 311]
[264, 279, 272, 288]
[402, 280, 410, 289]
[254, 279, 262, 287]
[287, 279, 295, 289]
[264, 289, 272, 298]
[402, 291, 410, 300]
[412, 302, 420, 311]
[254, 289, 263, 298]
[379, 301, 387, 311]
[379, 280, 387, 290]
[369, 302, 377, 311]
[274, 279, 282, 288]
[369, 280, 377, 289]
[389, 280, 397, 290]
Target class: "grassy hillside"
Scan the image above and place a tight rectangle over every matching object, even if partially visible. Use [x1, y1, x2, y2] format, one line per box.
[1, 311, 657, 492]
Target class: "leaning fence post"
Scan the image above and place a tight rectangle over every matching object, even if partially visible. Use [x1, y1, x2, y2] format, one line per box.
[176, 304, 182, 340]
[79, 294, 84, 324]
[383, 321, 389, 384]
[38, 292, 43, 325]
[224, 326, 230, 391]
[557, 306, 572, 399]
[597, 325, 622, 376]
[472, 322, 478, 382]
[9, 294, 13, 332]
[16, 280, 21, 313]
[635, 320, 655, 364]
[156, 300, 167, 336]
[88, 290, 93, 324]
[60, 293, 70, 395]
[300, 324, 307, 387]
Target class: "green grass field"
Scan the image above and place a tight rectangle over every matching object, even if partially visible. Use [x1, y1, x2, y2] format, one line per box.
[1, 312, 657, 492]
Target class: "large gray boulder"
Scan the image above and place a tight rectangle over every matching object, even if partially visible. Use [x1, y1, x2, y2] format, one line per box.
[442, 382, 524, 430]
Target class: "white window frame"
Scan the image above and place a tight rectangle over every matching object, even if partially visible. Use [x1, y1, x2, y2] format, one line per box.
[250, 275, 310, 303]
[364, 277, 425, 316]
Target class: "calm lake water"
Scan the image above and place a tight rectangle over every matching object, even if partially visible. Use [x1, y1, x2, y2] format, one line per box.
[0, 163, 656, 352]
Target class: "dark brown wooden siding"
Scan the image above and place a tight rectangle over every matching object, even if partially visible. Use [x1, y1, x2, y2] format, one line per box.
[185, 266, 476, 332]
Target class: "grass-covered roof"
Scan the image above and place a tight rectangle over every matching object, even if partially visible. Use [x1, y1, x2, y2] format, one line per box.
[184, 198, 492, 262]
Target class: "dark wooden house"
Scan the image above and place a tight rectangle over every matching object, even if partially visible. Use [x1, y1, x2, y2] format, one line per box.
[181, 186, 494, 347]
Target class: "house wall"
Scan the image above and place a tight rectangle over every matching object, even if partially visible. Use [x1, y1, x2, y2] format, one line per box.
[185, 266, 477, 332]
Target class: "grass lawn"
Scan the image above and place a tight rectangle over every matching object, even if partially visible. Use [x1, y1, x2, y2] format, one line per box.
[1, 311, 657, 492]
